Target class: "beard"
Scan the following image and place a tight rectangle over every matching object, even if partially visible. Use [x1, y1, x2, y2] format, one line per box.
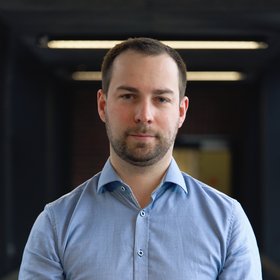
[105, 120, 179, 167]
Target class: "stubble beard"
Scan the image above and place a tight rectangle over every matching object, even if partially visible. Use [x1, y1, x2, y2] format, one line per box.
[105, 121, 179, 167]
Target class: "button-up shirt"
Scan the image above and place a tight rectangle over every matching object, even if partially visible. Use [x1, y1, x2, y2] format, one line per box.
[19, 158, 262, 279]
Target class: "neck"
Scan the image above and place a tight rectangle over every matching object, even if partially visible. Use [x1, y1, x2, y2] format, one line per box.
[110, 149, 172, 208]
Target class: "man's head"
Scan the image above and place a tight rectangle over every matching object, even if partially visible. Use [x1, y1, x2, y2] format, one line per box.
[98, 38, 189, 167]
[101, 37, 187, 99]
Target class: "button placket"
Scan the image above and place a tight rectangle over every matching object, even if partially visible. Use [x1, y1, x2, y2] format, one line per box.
[134, 209, 149, 280]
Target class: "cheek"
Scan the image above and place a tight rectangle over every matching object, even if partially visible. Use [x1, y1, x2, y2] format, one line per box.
[157, 117, 176, 135]
[158, 111, 180, 127]
[106, 105, 132, 127]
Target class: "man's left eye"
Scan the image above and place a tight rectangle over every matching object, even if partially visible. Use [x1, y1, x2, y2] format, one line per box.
[157, 97, 169, 103]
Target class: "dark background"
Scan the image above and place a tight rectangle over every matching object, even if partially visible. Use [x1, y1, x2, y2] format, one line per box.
[1, 1, 280, 279]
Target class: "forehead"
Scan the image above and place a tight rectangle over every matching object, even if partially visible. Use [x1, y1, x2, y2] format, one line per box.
[109, 50, 180, 88]
[112, 50, 176, 69]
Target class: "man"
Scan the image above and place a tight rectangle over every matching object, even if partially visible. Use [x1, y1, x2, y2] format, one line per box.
[19, 37, 262, 279]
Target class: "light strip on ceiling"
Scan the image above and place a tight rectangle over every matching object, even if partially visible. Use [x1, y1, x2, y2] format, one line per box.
[72, 71, 102, 81]
[47, 40, 268, 50]
[188, 71, 246, 81]
[72, 71, 246, 81]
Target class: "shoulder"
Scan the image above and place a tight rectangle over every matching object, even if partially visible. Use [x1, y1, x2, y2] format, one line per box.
[44, 173, 101, 223]
[181, 172, 259, 254]
[182, 172, 236, 205]
[181, 172, 243, 225]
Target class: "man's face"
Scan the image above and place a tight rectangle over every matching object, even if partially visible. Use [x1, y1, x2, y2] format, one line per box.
[98, 50, 188, 167]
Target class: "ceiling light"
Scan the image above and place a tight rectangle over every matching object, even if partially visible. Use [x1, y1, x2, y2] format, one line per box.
[71, 71, 245, 82]
[72, 71, 101, 81]
[47, 40, 267, 50]
[163, 41, 267, 50]
[48, 40, 122, 49]
[187, 71, 246, 81]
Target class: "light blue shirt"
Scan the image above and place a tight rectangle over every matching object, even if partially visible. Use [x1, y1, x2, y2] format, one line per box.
[19, 158, 262, 279]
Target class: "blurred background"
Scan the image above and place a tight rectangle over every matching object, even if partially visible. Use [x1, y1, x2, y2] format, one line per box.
[0, 0, 280, 279]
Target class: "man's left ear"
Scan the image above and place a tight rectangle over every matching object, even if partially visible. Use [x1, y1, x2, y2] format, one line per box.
[178, 96, 189, 128]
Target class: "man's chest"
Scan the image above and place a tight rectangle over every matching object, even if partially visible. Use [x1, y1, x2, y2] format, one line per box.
[61, 211, 222, 280]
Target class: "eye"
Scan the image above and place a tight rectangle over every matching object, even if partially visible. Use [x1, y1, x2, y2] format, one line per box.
[156, 96, 170, 103]
[120, 93, 134, 100]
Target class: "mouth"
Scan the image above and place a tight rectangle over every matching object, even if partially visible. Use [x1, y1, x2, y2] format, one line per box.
[129, 133, 154, 138]
[128, 133, 156, 141]
[126, 126, 158, 141]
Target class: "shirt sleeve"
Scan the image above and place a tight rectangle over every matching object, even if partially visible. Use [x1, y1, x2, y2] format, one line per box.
[19, 207, 65, 280]
[218, 200, 262, 279]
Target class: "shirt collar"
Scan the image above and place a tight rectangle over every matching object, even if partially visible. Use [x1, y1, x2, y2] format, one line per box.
[97, 158, 188, 194]
[163, 158, 188, 194]
[97, 159, 121, 193]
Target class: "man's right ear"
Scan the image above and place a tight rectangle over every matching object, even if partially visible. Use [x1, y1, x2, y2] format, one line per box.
[97, 89, 106, 123]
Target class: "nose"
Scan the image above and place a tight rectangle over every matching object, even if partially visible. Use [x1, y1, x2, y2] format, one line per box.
[134, 100, 154, 124]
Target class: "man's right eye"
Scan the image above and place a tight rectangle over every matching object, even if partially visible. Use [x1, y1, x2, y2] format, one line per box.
[120, 94, 134, 100]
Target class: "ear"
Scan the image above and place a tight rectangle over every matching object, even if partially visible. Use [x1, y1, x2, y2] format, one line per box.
[178, 96, 189, 128]
[97, 89, 107, 123]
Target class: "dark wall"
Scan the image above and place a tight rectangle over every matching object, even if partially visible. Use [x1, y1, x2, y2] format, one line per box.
[0, 31, 71, 275]
[261, 65, 280, 279]
[0, 20, 9, 276]
[70, 83, 108, 188]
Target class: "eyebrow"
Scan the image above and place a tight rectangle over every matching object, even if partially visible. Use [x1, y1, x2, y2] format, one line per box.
[116, 86, 139, 93]
[153, 89, 175, 95]
[116, 85, 175, 95]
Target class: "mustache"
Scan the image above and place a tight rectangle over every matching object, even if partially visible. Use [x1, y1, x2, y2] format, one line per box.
[125, 125, 158, 136]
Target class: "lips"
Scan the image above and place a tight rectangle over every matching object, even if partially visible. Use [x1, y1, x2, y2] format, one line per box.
[126, 126, 156, 136]
[128, 134, 155, 142]
[129, 133, 154, 137]
[127, 130, 157, 142]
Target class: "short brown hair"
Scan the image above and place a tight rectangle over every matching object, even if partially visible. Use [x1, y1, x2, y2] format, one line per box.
[101, 37, 187, 99]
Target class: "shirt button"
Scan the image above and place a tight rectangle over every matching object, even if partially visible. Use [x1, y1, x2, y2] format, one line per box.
[137, 249, 144, 257]
[121, 186, 126, 192]
[140, 210, 146, 217]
